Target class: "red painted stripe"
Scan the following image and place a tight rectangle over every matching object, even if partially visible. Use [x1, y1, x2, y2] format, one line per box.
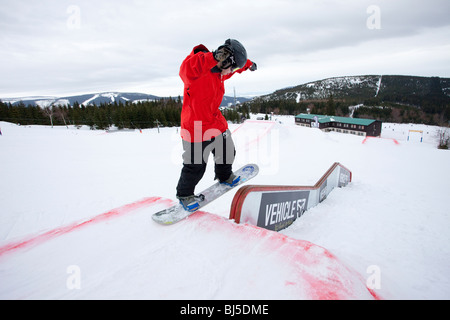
[189, 211, 382, 300]
[232, 120, 276, 150]
[0, 197, 172, 258]
[362, 136, 399, 145]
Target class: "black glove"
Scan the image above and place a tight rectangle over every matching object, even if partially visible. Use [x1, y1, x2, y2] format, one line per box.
[249, 62, 257, 71]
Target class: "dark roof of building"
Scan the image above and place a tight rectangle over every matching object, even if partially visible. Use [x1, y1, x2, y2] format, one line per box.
[295, 113, 377, 126]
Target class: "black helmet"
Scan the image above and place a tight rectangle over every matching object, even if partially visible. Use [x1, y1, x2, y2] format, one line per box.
[226, 39, 247, 69]
[214, 39, 247, 70]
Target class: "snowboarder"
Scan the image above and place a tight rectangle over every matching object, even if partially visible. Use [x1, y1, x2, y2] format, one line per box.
[176, 39, 257, 212]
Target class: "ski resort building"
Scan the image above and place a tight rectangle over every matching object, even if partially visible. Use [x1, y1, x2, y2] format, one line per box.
[295, 114, 382, 137]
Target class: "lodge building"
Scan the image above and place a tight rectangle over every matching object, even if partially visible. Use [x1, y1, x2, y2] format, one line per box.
[295, 114, 382, 137]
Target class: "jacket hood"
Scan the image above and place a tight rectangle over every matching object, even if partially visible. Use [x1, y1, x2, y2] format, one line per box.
[192, 44, 209, 54]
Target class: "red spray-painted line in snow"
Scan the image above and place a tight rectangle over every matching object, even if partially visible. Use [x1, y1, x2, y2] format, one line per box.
[232, 120, 276, 150]
[188, 211, 382, 300]
[362, 136, 399, 145]
[0, 121, 274, 258]
[0, 197, 172, 258]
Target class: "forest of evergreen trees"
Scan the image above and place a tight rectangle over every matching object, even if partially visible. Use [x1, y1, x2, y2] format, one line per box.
[242, 95, 351, 118]
[0, 97, 243, 130]
[243, 93, 449, 126]
[1, 91, 449, 130]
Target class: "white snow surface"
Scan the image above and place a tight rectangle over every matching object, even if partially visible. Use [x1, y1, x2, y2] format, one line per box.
[0, 116, 449, 300]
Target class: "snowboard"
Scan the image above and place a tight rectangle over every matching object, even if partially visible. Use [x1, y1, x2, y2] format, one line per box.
[152, 164, 259, 225]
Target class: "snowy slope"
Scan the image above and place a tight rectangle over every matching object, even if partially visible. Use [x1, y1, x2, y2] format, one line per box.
[0, 118, 449, 299]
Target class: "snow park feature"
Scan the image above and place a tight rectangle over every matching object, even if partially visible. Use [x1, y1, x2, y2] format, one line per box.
[230, 162, 352, 232]
[408, 130, 424, 143]
[0, 117, 449, 300]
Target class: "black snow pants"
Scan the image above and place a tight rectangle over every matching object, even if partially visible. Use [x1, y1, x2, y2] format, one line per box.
[176, 129, 236, 197]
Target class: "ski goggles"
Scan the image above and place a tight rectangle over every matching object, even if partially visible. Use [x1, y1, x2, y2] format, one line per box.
[220, 55, 240, 72]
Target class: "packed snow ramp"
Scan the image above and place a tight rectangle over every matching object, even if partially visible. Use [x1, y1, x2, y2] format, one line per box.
[0, 193, 379, 299]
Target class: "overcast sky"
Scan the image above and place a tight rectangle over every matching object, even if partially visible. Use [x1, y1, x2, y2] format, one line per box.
[1, 0, 449, 98]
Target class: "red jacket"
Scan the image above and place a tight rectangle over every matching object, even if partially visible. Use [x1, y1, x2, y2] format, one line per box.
[179, 44, 253, 142]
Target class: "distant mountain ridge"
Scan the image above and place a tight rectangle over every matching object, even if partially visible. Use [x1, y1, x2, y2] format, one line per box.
[248, 75, 450, 125]
[261, 75, 450, 103]
[3, 75, 449, 120]
[1, 92, 252, 108]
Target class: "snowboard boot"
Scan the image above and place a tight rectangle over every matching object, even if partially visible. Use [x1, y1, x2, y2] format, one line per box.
[219, 173, 241, 187]
[177, 194, 204, 213]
